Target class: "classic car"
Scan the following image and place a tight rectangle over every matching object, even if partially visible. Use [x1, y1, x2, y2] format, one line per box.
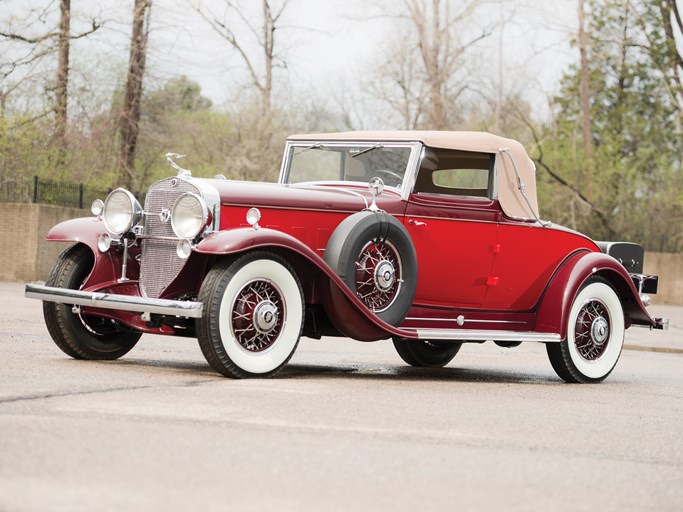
[25, 131, 667, 383]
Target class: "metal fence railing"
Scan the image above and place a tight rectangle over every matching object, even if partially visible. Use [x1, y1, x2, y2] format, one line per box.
[0, 176, 112, 210]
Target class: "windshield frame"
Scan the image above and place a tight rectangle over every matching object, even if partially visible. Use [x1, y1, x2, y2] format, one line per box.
[279, 140, 422, 200]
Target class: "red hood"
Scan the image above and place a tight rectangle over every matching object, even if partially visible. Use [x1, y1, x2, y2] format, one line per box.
[203, 179, 407, 215]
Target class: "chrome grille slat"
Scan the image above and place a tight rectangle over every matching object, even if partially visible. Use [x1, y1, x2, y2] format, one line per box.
[140, 178, 200, 298]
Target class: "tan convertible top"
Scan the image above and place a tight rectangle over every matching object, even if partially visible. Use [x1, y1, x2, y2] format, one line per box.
[287, 131, 540, 222]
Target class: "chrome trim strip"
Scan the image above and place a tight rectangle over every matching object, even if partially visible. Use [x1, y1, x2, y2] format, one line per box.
[221, 202, 404, 217]
[415, 328, 561, 343]
[25, 284, 203, 319]
[405, 317, 526, 325]
[459, 318, 526, 325]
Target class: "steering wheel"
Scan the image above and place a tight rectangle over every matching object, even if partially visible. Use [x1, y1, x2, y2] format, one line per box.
[371, 169, 403, 187]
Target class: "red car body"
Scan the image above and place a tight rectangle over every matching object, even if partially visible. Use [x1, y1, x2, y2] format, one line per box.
[26, 131, 666, 382]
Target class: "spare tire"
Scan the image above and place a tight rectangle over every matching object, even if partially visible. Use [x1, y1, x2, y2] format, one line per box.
[324, 210, 417, 326]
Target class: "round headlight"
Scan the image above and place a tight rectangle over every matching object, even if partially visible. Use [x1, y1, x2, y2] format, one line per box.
[103, 188, 142, 235]
[91, 199, 104, 216]
[171, 193, 208, 239]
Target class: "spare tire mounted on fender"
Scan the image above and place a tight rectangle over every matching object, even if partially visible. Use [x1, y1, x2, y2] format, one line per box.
[324, 210, 417, 326]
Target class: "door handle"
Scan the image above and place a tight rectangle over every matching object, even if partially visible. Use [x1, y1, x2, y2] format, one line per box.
[408, 219, 427, 227]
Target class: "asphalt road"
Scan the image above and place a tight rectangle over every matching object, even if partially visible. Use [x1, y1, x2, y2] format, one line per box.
[1, 281, 682, 512]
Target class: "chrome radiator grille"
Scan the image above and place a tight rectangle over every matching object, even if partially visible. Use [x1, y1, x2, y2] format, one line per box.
[140, 178, 200, 298]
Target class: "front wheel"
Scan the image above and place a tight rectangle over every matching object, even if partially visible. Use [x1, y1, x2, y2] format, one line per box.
[196, 251, 304, 378]
[43, 244, 142, 360]
[393, 337, 462, 367]
[546, 277, 625, 383]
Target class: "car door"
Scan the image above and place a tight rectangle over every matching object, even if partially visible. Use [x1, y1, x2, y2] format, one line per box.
[405, 149, 499, 308]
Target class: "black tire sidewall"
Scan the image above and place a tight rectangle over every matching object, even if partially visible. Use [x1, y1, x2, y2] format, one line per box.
[393, 337, 462, 367]
[44, 244, 141, 360]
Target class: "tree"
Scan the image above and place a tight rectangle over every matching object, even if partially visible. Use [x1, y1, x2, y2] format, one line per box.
[577, 0, 594, 193]
[54, 0, 71, 147]
[638, 0, 683, 112]
[119, 0, 153, 192]
[193, 0, 292, 125]
[367, 0, 492, 130]
[534, 0, 683, 251]
[0, 2, 100, 129]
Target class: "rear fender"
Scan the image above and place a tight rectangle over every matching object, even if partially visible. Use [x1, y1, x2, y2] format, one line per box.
[195, 228, 413, 341]
[536, 250, 655, 338]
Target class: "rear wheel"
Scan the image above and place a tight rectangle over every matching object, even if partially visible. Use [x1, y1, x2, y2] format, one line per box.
[196, 251, 304, 378]
[393, 337, 462, 367]
[43, 244, 142, 360]
[547, 277, 625, 383]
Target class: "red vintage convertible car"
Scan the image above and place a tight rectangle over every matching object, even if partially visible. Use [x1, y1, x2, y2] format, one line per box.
[26, 131, 666, 382]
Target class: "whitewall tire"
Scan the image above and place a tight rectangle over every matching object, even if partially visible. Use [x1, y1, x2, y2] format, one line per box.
[197, 251, 304, 378]
[547, 277, 625, 383]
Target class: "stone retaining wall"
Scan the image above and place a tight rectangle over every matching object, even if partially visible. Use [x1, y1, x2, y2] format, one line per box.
[0, 204, 83, 282]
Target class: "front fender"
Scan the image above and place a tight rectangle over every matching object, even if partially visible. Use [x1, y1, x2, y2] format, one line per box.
[46, 217, 138, 290]
[195, 227, 306, 255]
[195, 228, 414, 341]
[536, 250, 655, 338]
[47, 216, 106, 253]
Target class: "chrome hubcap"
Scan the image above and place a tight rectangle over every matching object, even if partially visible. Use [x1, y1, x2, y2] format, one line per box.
[374, 260, 396, 291]
[591, 317, 609, 346]
[253, 301, 279, 334]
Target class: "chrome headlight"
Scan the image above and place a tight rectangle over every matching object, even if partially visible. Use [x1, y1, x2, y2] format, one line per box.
[171, 192, 209, 239]
[103, 188, 142, 235]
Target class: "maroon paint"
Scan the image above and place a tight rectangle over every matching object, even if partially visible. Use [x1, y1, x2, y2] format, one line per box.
[535, 250, 655, 339]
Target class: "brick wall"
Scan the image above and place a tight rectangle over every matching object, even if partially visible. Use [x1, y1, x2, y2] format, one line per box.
[1, 203, 682, 305]
[0, 204, 85, 282]
[644, 252, 683, 306]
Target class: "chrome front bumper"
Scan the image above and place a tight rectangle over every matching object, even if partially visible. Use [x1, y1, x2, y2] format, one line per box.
[25, 284, 203, 319]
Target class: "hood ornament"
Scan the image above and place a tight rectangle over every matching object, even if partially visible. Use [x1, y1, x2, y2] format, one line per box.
[166, 153, 192, 178]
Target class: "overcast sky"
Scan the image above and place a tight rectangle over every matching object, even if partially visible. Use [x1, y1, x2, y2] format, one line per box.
[2, 0, 579, 119]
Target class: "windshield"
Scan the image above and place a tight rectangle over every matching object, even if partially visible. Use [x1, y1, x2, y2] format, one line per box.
[283, 143, 414, 189]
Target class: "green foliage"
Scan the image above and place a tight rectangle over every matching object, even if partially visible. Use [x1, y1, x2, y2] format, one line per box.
[133, 79, 289, 190]
[535, 0, 683, 251]
[0, 116, 70, 182]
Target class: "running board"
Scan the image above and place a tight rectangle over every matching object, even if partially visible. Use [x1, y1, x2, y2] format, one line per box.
[415, 328, 561, 343]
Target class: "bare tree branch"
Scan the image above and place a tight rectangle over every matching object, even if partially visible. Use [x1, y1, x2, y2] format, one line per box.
[369, 0, 491, 129]
[192, 0, 292, 121]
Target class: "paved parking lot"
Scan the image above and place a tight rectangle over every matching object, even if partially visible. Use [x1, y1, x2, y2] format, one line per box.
[1, 282, 682, 511]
